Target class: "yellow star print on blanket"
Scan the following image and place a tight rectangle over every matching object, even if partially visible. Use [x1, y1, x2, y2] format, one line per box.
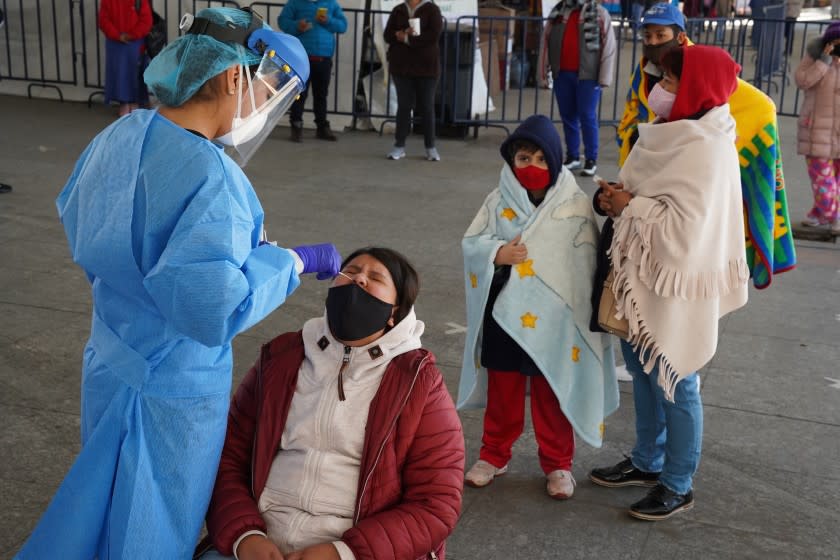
[501, 207, 517, 220]
[521, 312, 538, 328]
[515, 259, 535, 278]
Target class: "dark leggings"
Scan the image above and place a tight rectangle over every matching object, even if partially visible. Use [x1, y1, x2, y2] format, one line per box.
[392, 74, 437, 149]
[289, 57, 332, 127]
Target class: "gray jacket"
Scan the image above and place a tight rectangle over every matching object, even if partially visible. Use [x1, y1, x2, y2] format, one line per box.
[538, 4, 617, 86]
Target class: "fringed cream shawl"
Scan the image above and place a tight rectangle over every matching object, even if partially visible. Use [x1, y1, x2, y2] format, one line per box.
[611, 104, 750, 400]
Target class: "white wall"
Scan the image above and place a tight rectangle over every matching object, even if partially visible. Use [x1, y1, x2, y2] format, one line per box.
[0, 1, 491, 126]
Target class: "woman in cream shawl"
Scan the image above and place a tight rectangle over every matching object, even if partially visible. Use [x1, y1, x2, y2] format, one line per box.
[588, 45, 749, 521]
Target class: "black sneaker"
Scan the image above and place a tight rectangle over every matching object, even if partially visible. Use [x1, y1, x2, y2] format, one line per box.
[589, 457, 660, 488]
[563, 156, 582, 170]
[581, 159, 597, 176]
[628, 483, 694, 521]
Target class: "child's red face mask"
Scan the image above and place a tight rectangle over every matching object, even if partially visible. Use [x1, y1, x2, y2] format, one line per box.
[514, 166, 550, 190]
[513, 148, 550, 190]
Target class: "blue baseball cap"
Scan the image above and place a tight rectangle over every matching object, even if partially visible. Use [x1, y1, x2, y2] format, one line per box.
[641, 2, 686, 30]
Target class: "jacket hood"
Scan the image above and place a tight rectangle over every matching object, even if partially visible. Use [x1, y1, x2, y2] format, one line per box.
[668, 45, 739, 122]
[303, 307, 424, 382]
[806, 36, 826, 60]
[499, 114, 564, 188]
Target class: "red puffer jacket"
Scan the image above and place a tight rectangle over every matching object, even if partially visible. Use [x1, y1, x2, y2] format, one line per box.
[202, 331, 465, 559]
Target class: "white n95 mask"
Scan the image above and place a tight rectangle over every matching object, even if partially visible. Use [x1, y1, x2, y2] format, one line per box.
[215, 56, 303, 166]
[216, 111, 268, 146]
[216, 64, 268, 147]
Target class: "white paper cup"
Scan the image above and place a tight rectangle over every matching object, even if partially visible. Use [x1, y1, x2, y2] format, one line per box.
[409, 18, 421, 36]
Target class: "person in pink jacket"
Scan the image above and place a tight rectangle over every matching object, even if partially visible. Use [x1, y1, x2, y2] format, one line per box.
[196, 247, 465, 560]
[795, 21, 840, 234]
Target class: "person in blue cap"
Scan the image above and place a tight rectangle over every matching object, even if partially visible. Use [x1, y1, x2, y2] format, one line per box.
[614, 1, 795, 289]
[15, 7, 342, 559]
[459, 115, 618, 499]
[615, 1, 687, 167]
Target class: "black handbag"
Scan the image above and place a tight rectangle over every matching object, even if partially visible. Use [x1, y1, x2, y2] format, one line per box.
[135, 0, 167, 59]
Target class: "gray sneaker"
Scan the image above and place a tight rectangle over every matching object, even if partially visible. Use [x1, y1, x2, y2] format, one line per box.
[387, 146, 406, 160]
[425, 147, 441, 161]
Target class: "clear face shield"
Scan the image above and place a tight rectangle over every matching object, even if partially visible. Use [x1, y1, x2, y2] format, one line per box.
[216, 49, 304, 166]
[179, 10, 310, 167]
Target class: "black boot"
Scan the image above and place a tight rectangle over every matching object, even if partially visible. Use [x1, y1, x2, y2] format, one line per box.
[316, 123, 337, 141]
[290, 125, 303, 143]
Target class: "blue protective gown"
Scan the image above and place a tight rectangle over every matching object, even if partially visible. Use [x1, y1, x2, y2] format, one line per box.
[17, 109, 300, 559]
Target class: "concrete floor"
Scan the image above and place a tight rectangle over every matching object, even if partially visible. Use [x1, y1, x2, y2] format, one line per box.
[0, 93, 838, 559]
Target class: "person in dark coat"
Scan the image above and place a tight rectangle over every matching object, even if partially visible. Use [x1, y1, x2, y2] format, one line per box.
[383, 0, 444, 161]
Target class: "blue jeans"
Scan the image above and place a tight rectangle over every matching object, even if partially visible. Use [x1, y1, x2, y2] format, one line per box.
[621, 340, 703, 495]
[552, 71, 601, 161]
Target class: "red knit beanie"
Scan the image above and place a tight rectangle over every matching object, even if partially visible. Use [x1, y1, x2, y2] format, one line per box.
[667, 45, 741, 123]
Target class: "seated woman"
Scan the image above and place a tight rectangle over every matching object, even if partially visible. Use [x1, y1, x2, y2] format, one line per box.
[197, 247, 465, 560]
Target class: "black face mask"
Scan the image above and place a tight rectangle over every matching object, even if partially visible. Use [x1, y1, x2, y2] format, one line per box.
[832, 44, 840, 57]
[326, 283, 394, 342]
[643, 38, 680, 66]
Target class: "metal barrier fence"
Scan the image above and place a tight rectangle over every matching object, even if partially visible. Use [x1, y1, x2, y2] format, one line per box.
[79, 1, 242, 101]
[0, 0, 77, 99]
[0, 2, 831, 132]
[0, 0, 241, 99]
[448, 12, 832, 133]
[249, 1, 386, 128]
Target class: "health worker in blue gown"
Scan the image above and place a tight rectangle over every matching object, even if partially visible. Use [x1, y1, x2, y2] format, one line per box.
[16, 7, 342, 559]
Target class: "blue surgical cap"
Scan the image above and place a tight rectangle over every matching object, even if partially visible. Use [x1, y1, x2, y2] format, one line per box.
[144, 7, 270, 107]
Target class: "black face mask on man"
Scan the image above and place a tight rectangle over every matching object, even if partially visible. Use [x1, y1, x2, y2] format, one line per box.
[326, 283, 394, 342]
[643, 38, 680, 65]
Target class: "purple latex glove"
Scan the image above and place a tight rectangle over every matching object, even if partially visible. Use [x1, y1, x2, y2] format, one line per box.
[292, 243, 341, 280]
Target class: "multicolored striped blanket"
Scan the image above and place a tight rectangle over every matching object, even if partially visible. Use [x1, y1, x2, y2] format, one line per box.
[617, 61, 796, 288]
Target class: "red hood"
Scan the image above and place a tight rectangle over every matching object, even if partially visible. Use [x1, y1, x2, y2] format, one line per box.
[668, 45, 740, 122]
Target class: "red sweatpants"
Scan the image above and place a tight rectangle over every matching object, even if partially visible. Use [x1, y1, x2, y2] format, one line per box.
[479, 369, 575, 474]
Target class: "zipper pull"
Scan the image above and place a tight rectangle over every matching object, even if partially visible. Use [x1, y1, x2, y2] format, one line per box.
[337, 346, 351, 401]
